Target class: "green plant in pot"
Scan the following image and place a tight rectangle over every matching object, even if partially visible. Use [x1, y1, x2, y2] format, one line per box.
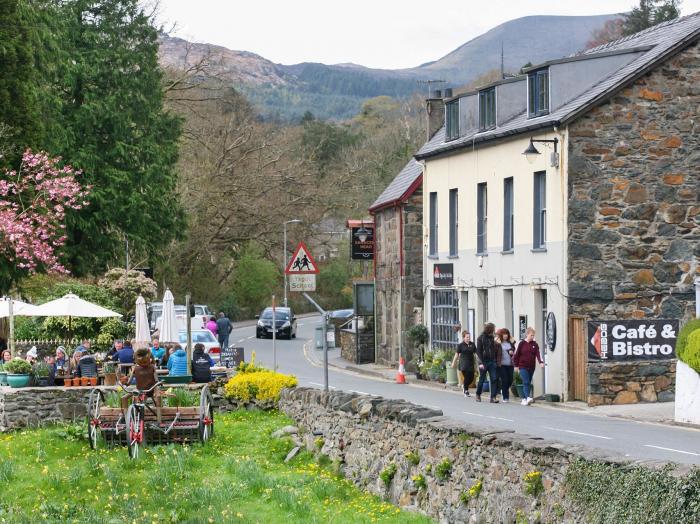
[102, 361, 117, 386]
[33, 362, 52, 387]
[4, 358, 33, 388]
[0, 362, 7, 386]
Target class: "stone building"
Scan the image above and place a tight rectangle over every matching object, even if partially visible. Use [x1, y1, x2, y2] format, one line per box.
[369, 159, 424, 367]
[414, 14, 700, 404]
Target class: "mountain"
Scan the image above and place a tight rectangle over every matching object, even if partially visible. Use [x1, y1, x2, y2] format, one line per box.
[159, 13, 622, 121]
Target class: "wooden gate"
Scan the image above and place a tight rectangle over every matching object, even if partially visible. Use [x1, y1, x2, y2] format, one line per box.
[568, 315, 587, 401]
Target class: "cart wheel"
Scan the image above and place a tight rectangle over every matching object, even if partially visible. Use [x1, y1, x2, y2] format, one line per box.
[87, 389, 104, 450]
[199, 385, 214, 443]
[126, 404, 143, 460]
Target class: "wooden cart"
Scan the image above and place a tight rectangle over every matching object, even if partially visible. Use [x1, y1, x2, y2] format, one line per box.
[86, 384, 214, 458]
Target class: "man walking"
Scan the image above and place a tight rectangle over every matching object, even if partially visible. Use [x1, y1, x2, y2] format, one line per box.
[475, 322, 501, 403]
[216, 312, 233, 351]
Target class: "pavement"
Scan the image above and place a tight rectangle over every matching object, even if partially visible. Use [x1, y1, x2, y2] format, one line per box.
[227, 315, 700, 465]
[311, 345, 679, 427]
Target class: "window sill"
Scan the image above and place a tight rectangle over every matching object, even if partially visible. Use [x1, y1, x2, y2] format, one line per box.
[475, 252, 488, 257]
[531, 247, 547, 253]
[527, 111, 550, 119]
[501, 249, 514, 255]
[427, 254, 439, 260]
[447, 254, 459, 259]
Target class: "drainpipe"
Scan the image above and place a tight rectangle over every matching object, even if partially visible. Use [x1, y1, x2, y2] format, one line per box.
[399, 204, 404, 365]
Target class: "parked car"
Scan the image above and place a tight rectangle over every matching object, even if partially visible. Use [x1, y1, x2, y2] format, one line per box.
[256, 307, 297, 340]
[149, 303, 212, 331]
[177, 330, 221, 363]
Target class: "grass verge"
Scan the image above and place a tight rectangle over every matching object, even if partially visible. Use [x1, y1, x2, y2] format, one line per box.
[0, 409, 433, 524]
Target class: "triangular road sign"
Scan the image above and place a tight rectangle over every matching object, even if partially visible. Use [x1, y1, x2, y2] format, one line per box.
[285, 242, 320, 274]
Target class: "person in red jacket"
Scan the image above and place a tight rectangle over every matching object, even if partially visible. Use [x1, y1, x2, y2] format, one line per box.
[513, 327, 544, 406]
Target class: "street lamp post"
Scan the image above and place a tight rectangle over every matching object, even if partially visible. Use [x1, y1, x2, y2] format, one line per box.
[283, 219, 303, 307]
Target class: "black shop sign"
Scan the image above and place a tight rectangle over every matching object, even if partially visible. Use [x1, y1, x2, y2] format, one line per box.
[433, 264, 454, 287]
[350, 225, 374, 260]
[587, 319, 678, 361]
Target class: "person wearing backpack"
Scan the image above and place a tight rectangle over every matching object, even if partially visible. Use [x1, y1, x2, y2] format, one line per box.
[191, 343, 214, 383]
[475, 323, 501, 403]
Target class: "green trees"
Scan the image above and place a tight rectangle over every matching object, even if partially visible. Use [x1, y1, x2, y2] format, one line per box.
[623, 0, 681, 35]
[229, 243, 280, 319]
[56, 0, 184, 275]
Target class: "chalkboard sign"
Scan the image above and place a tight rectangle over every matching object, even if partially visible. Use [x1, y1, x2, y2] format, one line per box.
[519, 315, 528, 341]
[221, 347, 244, 369]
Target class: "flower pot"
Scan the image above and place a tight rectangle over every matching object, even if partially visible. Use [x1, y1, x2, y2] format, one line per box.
[445, 363, 458, 386]
[64, 377, 73, 387]
[80, 376, 90, 387]
[36, 377, 50, 387]
[6, 374, 32, 388]
[89, 377, 98, 386]
[0, 371, 8, 386]
[104, 373, 116, 386]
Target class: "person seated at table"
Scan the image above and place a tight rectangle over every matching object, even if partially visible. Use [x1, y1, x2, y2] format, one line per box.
[150, 337, 165, 365]
[167, 344, 188, 377]
[53, 346, 70, 375]
[25, 346, 38, 364]
[2, 349, 11, 363]
[106, 339, 122, 361]
[113, 339, 134, 364]
[75, 339, 91, 355]
[192, 343, 214, 383]
[75, 350, 98, 378]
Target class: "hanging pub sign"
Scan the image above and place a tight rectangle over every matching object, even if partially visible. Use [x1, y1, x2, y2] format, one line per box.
[350, 222, 374, 260]
[545, 312, 557, 351]
[587, 319, 678, 361]
[433, 264, 454, 287]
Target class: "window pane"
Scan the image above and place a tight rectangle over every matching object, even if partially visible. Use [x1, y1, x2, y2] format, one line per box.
[431, 289, 459, 350]
[449, 189, 458, 256]
[429, 192, 438, 255]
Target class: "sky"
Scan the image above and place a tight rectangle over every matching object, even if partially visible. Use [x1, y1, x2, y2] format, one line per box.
[157, 1, 700, 70]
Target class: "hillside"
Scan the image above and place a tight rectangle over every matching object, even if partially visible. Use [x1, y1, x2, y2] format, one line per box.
[159, 13, 622, 121]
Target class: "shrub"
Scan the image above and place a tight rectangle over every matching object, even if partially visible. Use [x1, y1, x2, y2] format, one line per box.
[379, 463, 397, 487]
[164, 388, 199, 407]
[407, 324, 429, 346]
[524, 471, 543, 497]
[435, 458, 452, 481]
[5, 358, 32, 374]
[411, 474, 426, 490]
[677, 319, 700, 373]
[683, 329, 700, 374]
[224, 370, 297, 403]
[460, 479, 482, 503]
[33, 362, 51, 378]
[104, 391, 121, 408]
[405, 450, 420, 466]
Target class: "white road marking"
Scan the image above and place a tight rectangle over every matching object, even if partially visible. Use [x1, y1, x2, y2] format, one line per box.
[309, 382, 336, 389]
[237, 339, 246, 343]
[543, 426, 612, 440]
[298, 323, 305, 326]
[463, 411, 514, 422]
[424, 405, 441, 410]
[247, 336, 255, 340]
[349, 390, 370, 395]
[644, 445, 700, 457]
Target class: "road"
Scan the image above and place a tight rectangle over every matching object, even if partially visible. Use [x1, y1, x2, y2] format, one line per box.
[228, 316, 700, 466]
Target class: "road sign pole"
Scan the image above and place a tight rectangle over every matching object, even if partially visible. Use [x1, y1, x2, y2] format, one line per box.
[272, 294, 277, 371]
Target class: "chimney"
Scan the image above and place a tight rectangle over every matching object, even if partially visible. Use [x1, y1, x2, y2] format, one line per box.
[426, 90, 445, 141]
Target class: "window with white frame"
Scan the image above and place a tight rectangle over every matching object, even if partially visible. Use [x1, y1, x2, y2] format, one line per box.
[533, 171, 546, 249]
[479, 87, 496, 130]
[528, 68, 549, 118]
[430, 289, 459, 350]
[449, 188, 458, 256]
[429, 192, 438, 256]
[503, 177, 514, 251]
[445, 99, 460, 141]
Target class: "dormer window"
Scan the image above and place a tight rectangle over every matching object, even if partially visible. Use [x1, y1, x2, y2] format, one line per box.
[479, 87, 496, 130]
[445, 99, 460, 141]
[528, 68, 549, 118]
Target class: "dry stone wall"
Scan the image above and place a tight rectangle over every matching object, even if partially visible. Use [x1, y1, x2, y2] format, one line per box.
[0, 386, 94, 430]
[280, 387, 690, 524]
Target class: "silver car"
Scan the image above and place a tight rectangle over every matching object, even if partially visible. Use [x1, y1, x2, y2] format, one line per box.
[177, 330, 221, 363]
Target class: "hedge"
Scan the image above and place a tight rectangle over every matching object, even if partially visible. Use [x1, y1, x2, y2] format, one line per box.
[677, 319, 700, 373]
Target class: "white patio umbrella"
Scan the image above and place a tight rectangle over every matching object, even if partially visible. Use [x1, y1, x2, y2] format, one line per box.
[1, 297, 40, 357]
[32, 293, 121, 340]
[134, 295, 150, 348]
[159, 289, 179, 343]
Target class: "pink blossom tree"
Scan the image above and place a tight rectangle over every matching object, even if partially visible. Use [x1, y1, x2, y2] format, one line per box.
[0, 150, 89, 290]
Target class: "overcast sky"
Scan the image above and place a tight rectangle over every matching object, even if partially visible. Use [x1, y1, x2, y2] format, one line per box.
[157, 1, 700, 69]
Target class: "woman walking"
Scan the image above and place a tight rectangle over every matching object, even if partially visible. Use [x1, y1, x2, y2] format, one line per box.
[513, 327, 544, 406]
[454, 331, 476, 397]
[476, 323, 502, 403]
[496, 328, 515, 403]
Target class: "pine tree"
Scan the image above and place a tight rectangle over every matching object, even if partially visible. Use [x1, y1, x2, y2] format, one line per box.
[623, 0, 681, 36]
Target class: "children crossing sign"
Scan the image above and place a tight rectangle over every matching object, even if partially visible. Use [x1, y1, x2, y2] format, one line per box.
[285, 242, 319, 291]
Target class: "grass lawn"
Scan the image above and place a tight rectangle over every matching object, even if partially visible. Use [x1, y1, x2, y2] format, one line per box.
[0, 409, 433, 524]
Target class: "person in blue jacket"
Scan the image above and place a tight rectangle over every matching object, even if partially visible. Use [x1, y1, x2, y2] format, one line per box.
[150, 337, 166, 365]
[167, 344, 188, 376]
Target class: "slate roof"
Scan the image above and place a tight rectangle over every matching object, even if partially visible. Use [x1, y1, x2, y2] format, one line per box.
[369, 158, 423, 212]
[415, 12, 700, 159]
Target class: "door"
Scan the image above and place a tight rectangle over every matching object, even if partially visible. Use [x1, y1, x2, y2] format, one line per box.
[568, 315, 587, 401]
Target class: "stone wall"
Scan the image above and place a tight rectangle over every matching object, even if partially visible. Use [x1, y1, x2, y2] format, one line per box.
[339, 329, 375, 364]
[588, 359, 675, 405]
[374, 187, 423, 367]
[280, 387, 691, 524]
[567, 40, 700, 404]
[0, 386, 95, 431]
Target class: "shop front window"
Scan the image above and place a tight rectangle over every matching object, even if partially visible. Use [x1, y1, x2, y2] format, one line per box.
[431, 289, 459, 350]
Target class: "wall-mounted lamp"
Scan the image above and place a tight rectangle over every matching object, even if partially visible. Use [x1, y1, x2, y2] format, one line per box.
[523, 137, 559, 167]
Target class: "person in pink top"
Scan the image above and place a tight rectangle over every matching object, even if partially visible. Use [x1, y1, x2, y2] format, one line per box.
[206, 315, 218, 337]
[513, 327, 544, 406]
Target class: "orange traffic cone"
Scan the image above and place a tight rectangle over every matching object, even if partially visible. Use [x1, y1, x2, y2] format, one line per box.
[396, 357, 406, 384]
